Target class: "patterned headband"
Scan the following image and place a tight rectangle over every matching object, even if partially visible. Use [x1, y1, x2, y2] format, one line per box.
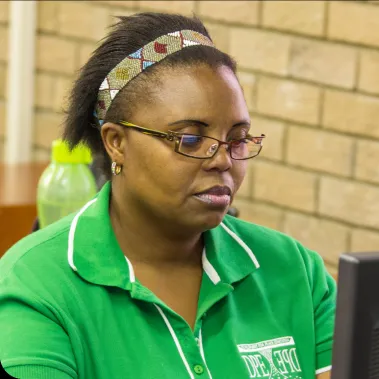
[94, 29, 215, 126]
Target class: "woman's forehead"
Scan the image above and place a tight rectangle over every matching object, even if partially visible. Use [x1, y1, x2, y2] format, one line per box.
[132, 65, 248, 125]
[156, 65, 241, 99]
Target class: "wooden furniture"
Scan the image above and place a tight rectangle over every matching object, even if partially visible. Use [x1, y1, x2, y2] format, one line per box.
[0, 162, 48, 256]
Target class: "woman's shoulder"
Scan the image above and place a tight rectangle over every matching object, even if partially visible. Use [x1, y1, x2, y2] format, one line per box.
[0, 215, 74, 282]
[222, 214, 326, 280]
[223, 214, 306, 252]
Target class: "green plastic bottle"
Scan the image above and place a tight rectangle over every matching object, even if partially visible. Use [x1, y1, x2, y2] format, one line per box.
[37, 139, 98, 229]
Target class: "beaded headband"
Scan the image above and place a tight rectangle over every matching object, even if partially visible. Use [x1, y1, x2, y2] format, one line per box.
[94, 29, 215, 126]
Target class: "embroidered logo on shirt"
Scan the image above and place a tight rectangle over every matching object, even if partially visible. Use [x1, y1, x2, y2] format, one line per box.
[237, 336, 303, 379]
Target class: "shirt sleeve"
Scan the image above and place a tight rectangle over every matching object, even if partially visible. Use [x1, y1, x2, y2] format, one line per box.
[310, 251, 336, 374]
[0, 267, 78, 379]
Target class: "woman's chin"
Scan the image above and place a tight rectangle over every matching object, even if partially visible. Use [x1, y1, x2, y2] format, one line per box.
[188, 210, 228, 231]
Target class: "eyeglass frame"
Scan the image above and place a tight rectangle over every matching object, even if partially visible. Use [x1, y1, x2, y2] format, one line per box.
[117, 120, 266, 160]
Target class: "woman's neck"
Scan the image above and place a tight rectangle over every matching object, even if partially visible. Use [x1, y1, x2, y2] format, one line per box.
[109, 186, 204, 267]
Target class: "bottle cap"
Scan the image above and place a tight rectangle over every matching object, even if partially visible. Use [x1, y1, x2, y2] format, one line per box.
[51, 139, 93, 164]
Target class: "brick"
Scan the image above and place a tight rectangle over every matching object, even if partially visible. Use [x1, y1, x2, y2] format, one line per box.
[289, 38, 357, 89]
[355, 140, 379, 184]
[34, 112, 64, 149]
[319, 177, 379, 229]
[57, 2, 109, 41]
[35, 73, 54, 109]
[328, 2, 379, 47]
[283, 212, 349, 263]
[97, 1, 136, 8]
[0, 0, 9, 23]
[236, 70, 256, 112]
[236, 161, 253, 198]
[37, 1, 58, 33]
[230, 28, 290, 75]
[232, 198, 283, 230]
[286, 125, 353, 176]
[0, 64, 6, 99]
[137, 1, 195, 15]
[0, 26, 8, 63]
[36, 35, 76, 74]
[52, 76, 73, 113]
[254, 161, 317, 212]
[323, 90, 379, 139]
[77, 43, 97, 70]
[351, 229, 379, 252]
[108, 9, 135, 26]
[262, 1, 325, 37]
[358, 49, 379, 95]
[256, 76, 321, 125]
[251, 116, 285, 161]
[198, 1, 259, 25]
[326, 264, 338, 279]
[203, 22, 230, 53]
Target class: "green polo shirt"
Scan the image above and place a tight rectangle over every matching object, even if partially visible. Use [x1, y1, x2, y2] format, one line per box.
[0, 182, 335, 379]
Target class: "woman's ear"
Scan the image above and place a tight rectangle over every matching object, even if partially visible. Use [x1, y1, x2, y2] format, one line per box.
[100, 122, 127, 165]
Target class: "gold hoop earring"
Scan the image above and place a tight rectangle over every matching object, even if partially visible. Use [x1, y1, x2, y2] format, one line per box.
[111, 161, 122, 176]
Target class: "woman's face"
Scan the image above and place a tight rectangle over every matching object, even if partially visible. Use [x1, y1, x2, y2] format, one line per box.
[119, 64, 250, 232]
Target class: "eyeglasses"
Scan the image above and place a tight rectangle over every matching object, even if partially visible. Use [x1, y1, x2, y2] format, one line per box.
[117, 120, 265, 160]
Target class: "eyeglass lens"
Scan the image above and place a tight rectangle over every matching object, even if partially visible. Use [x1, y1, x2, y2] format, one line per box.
[178, 135, 262, 159]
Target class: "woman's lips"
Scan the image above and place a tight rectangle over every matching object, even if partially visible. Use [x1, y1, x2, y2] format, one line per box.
[193, 193, 231, 207]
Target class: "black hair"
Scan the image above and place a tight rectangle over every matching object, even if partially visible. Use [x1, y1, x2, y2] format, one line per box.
[63, 12, 237, 178]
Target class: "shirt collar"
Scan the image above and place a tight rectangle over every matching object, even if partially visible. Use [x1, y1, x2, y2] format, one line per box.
[68, 182, 260, 289]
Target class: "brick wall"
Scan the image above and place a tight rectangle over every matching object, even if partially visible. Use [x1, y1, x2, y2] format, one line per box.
[1, 1, 379, 273]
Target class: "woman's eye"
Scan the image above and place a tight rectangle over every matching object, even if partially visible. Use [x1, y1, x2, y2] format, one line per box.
[231, 139, 248, 147]
[181, 135, 203, 146]
[229, 129, 249, 141]
[229, 134, 247, 141]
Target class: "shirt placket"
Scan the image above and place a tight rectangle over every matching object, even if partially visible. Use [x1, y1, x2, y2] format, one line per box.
[130, 282, 212, 378]
[170, 315, 212, 379]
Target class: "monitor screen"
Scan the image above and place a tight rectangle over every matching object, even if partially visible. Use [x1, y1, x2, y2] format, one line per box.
[331, 252, 379, 379]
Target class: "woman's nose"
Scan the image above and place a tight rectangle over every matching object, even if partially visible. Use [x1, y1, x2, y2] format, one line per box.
[204, 143, 232, 172]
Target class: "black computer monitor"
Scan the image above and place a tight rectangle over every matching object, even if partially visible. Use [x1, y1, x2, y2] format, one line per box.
[331, 252, 379, 379]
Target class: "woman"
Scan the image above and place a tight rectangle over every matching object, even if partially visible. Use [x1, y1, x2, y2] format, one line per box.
[0, 12, 335, 379]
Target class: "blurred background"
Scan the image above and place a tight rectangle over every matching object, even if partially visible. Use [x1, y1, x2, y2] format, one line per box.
[1, 0, 379, 275]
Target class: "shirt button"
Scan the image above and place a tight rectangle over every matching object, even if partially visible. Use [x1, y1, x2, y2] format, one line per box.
[193, 364, 204, 375]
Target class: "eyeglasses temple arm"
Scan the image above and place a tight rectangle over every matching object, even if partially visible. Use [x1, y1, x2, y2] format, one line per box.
[118, 121, 168, 139]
